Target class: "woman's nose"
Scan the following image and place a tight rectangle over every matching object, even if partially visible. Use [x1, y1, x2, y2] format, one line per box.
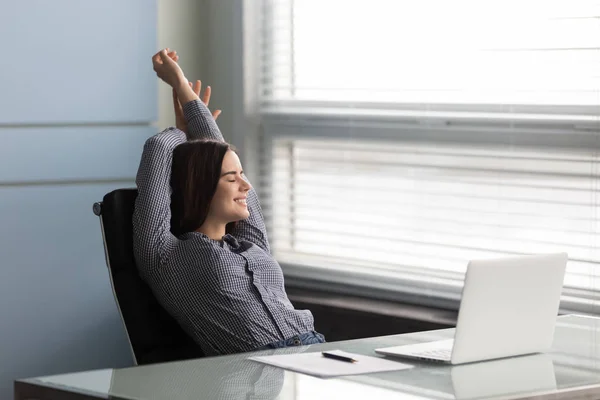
[242, 180, 252, 192]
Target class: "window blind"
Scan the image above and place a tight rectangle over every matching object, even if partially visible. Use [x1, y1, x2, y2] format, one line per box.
[261, 0, 600, 115]
[268, 137, 600, 299]
[258, 0, 600, 311]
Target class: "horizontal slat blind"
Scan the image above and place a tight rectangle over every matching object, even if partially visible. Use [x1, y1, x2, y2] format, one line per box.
[270, 138, 600, 293]
[261, 0, 600, 113]
[259, 0, 600, 308]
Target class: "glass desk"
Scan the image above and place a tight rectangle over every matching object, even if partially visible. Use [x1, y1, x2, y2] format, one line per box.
[15, 315, 600, 400]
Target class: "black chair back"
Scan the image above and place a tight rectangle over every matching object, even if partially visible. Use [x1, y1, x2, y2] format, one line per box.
[93, 188, 204, 365]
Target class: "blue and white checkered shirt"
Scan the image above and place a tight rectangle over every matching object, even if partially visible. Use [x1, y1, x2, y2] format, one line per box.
[132, 99, 314, 356]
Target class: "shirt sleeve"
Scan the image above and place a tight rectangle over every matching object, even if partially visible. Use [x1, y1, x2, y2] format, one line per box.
[132, 128, 187, 278]
[182, 99, 224, 142]
[182, 99, 271, 253]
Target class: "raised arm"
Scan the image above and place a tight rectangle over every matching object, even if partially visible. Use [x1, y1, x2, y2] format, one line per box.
[172, 78, 224, 142]
[132, 129, 187, 278]
[181, 96, 225, 142]
[132, 49, 192, 277]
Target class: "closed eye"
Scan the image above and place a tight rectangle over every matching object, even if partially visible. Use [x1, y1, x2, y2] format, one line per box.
[222, 170, 244, 183]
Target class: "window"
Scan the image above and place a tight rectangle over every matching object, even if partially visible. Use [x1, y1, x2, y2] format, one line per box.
[259, 0, 600, 312]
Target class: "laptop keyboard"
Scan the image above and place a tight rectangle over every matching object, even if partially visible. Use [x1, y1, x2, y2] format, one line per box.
[411, 348, 452, 360]
[404, 340, 454, 361]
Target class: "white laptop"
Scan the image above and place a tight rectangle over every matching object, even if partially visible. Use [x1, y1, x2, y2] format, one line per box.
[375, 253, 568, 365]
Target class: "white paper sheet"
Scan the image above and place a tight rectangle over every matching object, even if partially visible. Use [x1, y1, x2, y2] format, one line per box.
[248, 349, 413, 379]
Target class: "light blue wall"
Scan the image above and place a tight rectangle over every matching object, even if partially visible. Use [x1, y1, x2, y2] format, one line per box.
[0, 1, 157, 398]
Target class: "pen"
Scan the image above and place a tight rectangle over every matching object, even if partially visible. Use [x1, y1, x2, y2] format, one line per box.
[322, 351, 358, 363]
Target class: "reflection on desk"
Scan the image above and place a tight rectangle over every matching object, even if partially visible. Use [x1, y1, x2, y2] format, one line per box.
[15, 315, 600, 400]
[343, 354, 556, 400]
[451, 354, 556, 399]
[108, 348, 314, 400]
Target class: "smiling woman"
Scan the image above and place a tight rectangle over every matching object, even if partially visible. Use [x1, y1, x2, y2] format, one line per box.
[131, 49, 325, 356]
[170, 139, 251, 238]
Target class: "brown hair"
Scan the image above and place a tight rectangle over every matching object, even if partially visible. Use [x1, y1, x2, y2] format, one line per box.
[170, 139, 234, 236]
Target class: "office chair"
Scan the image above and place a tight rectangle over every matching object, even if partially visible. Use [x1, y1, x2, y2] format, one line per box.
[93, 188, 204, 365]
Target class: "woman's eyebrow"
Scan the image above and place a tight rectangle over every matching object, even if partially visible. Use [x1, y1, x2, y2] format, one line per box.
[221, 170, 243, 177]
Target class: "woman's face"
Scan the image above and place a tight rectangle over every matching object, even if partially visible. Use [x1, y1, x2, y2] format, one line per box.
[208, 150, 252, 223]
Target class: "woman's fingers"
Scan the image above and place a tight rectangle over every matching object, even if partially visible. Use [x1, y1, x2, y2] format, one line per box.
[212, 110, 222, 120]
[159, 49, 179, 69]
[151, 51, 163, 70]
[193, 80, 202, 96]
[167, 51, 178, 62]
[188, 80, 213, 107]
[153, 48, 177, 69]
[157, 49, 175, 71]
[203, 85, 211, 106]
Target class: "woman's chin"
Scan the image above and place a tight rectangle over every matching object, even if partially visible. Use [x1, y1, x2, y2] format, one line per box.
[230, 212, 250, 222]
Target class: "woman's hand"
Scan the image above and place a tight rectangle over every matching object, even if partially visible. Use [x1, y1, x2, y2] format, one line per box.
[173, 80, 222, 133]
[152, 48, 186, 88]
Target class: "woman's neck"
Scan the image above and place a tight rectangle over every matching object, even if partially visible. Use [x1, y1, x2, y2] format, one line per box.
[196, 218, 226, 241]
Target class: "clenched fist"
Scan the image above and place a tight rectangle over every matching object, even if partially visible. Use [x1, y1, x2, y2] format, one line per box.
[152, 48, 187, 89]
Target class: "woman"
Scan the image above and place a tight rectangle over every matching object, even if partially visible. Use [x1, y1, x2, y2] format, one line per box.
[132, 49, 325, 356]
